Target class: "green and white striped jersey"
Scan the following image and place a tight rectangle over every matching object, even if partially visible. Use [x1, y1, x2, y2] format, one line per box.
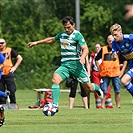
[54, 30, 86, 62]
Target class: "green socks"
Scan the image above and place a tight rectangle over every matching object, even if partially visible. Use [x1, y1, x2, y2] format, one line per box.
[92, 83, 100, 91]
[92, 83, 103, 99]
[52, 84, 60, 106]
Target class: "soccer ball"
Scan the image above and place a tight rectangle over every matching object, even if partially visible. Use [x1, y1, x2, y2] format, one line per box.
[43, 103, 57, 116]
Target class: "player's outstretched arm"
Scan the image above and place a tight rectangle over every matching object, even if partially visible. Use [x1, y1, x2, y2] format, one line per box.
[28, 37, 56, 48]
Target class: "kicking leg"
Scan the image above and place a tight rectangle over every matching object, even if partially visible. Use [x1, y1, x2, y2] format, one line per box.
[121, 74, 133, 96]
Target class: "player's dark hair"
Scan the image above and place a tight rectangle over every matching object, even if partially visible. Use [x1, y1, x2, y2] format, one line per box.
[62, 16, 75, 25]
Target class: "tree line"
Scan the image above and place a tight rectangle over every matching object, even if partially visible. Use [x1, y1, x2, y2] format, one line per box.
[0, 0, 133, 89]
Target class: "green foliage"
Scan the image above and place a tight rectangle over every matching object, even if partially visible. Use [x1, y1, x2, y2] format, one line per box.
[80, 3, 113, 52]
[0, 0, 133, 89]
[0, 0, 63, 89]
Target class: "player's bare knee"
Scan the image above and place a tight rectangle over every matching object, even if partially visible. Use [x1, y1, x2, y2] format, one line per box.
[51, 77, 61, 84]
[88, 84, 93, 92]
[52, 73, 62, 84]
[52, 78, 57, 84]
[82, 83, 93, 92]
[121, 78, 126, 86]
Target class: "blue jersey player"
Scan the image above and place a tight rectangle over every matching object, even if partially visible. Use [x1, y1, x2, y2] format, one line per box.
[0, 49, 10, 100]
[0, 48, 6, 127]
[110, 23, 133, 98]
[0, 51, 6, 99]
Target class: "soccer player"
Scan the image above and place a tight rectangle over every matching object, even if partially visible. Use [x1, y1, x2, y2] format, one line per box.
[28, 16, 103, 113]
[0, 47, 6, 126]
[0, 91, 10, 126]
[0, 105, 4, 126]
[110, 23, 133, 98]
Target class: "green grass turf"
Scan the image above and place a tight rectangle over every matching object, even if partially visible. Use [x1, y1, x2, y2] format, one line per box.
[0, 89, 132, 133]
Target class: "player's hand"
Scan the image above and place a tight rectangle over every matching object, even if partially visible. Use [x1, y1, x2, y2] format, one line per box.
[112, 53, 117, 61]
[112, 55, 116, 61]
[79, 56, 85, 64]
[10, 66, 16, 73]
[28, 42, 37, 48]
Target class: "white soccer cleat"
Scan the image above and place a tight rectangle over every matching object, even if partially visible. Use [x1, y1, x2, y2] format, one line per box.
[52, 104, 59, 113]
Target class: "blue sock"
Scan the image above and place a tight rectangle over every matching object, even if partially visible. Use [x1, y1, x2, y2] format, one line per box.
[124, 82, 133, 96]
[52, 84, 60, 106]
[0, 91, 6, 98]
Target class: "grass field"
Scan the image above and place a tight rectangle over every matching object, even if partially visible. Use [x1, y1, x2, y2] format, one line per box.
[0, 88, 132, 133]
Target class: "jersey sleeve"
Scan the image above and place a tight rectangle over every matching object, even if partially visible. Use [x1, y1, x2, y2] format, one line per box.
[54, 31, 64, 40]
[129, 34, 133, 42]
[0, 52, 5, 64]
[11, 49, 18, 58]
[112, 41, 117, 54]
[76, 32, 86, 46]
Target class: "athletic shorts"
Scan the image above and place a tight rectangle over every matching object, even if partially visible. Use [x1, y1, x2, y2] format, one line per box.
[100, 76, 121, 93]
[54, 60, 90, 83]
